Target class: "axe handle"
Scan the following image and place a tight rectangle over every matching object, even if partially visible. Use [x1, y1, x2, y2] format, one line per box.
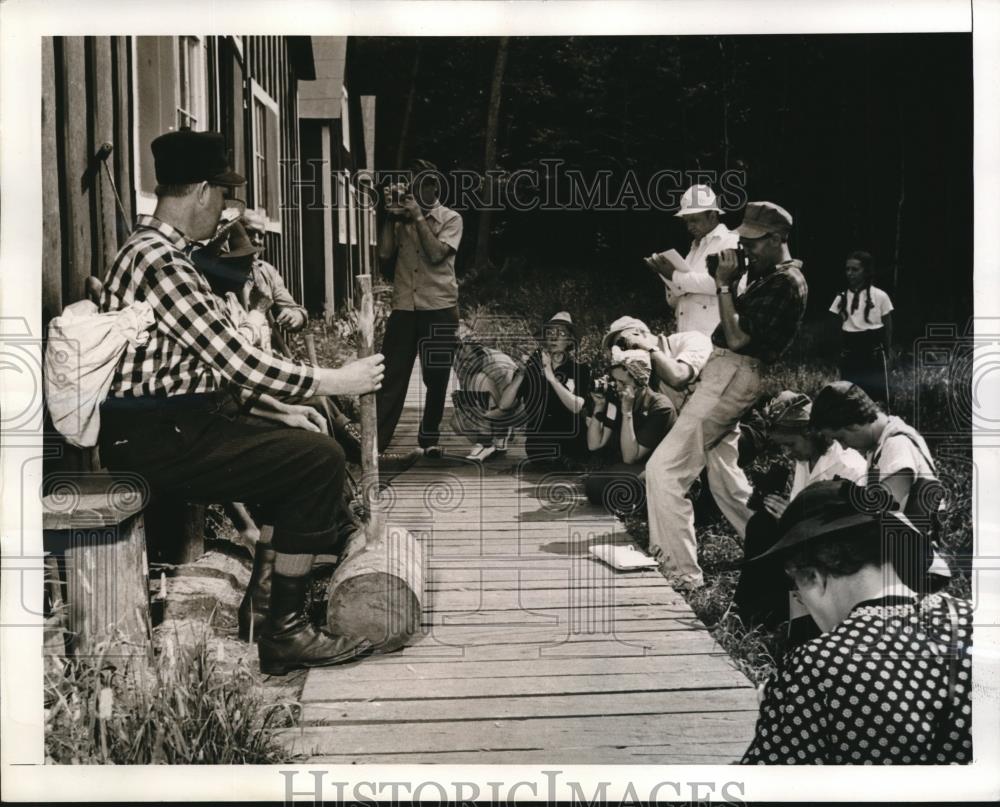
[355, 274, 382, 537]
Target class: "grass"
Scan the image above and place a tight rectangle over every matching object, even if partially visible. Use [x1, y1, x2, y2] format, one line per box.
[44, 625, 297, 764]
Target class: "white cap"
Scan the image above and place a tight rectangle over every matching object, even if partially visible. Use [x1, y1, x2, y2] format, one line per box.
[675, 184, 722, 217]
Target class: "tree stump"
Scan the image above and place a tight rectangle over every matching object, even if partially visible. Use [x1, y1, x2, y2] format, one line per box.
[42, 471, 151, 661]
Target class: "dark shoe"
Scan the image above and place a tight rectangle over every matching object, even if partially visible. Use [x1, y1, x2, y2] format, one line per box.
[378, 449, 422, 477]
[238, 545, 275, 643]
[422, 445, 444, 460]
[331, 418, 362, 464]
[258, 574, 373, 676]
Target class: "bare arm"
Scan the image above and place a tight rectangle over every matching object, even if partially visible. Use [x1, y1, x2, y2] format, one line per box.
[409, 215, 453, 265]
[650, 349, 695, 389]
[587, 394, 613, 452]
[544, 363, 585, 414]
[497, 367, 528, 411]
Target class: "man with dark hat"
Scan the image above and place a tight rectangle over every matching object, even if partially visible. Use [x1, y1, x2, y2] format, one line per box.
[376, 159, 463, 458]
[644, 201, 808, 591]
[99, 130, 385, 675]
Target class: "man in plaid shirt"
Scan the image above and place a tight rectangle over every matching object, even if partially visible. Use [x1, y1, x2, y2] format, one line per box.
[644, 201, 808, 590]
[98, 130, 385, 675]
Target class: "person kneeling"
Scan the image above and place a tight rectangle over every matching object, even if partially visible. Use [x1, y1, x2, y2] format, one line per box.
[583, 349, 676, 519]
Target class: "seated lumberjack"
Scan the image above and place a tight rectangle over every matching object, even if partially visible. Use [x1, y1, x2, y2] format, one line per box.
[97, 130, 385, 676]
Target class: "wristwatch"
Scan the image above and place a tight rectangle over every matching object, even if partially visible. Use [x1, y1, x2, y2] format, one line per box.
[717, 285, 732, 295]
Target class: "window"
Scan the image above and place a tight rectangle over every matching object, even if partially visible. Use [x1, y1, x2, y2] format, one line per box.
[250, 80, 281, 229]
[176, 36, 207, 130]
[133, 36, 210, 214]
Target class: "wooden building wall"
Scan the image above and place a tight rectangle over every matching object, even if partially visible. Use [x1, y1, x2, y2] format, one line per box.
[244, 37, 305, 304]
[42, 36, 134, 331]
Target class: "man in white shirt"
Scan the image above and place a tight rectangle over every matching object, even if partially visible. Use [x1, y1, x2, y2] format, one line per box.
[645, 184, 741, 335]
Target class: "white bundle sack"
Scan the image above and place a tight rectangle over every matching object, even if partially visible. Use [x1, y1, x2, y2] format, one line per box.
[44, 299, 155, 447]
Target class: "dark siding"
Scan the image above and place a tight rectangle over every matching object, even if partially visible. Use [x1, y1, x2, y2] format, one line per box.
[245, 36, 305, 304]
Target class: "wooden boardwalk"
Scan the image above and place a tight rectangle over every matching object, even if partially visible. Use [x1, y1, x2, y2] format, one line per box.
[287, 365, 759, 764]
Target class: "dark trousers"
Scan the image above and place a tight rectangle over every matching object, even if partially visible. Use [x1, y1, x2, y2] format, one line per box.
[732, 511, 789, 630]
[584, 462, 646, 517]
[377, 307, 459, 451]
[840, 328, 889, 407]
[98, 393, 345, 555]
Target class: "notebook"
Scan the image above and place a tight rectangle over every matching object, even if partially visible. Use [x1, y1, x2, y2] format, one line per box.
[588, 544, 659, 571]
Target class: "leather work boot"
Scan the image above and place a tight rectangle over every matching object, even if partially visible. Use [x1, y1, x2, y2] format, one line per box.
[377, 449, 422, 479]
[238, 544, 275, 643]
[257, 574, 373, 676]
[330, 417, 362, 465]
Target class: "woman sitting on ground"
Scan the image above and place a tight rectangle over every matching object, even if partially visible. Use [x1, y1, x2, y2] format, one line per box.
[740, 479, 971, 764]
[731, 390, 867, 637]
[809, 380, 951, 593]
[583, 348, 677, 518]
[496, 311, 591, 466]
[450, 327, 523, 462]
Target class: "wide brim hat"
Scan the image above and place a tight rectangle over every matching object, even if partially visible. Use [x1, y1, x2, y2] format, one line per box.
[601, 315, 651, 350]
[742, 479, 921, 566]
[675, 184, 723, 217]
[220, 221, 259, 260]
[539, 311, 577, 339]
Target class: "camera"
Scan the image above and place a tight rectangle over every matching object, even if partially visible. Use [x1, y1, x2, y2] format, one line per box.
[706, 244, 748, 279]
[747, 463, 791, 513]
[592, 375, 618, 397]
[385, 182, 410, 216]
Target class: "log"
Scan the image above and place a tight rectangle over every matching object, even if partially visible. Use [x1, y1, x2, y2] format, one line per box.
[326, 274, 423, 652]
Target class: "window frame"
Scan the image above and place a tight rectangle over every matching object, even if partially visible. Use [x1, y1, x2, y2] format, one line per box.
[249, 78, 282, 234]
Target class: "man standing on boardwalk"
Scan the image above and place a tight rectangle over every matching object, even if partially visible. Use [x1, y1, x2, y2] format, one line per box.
[377, 160, 464, 458]
[644, 201, 808, 591]
[645, 184, 741, 336]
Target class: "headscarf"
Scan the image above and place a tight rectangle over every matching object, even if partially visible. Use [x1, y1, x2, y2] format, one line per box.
[609, 346, 652, 388]
[764, 390, 813, 435]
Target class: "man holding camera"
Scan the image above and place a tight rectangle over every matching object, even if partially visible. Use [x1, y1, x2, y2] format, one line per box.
[645, 184, 741, 336]
[644, 201, 808, 591]
[377, 160, 463, 457]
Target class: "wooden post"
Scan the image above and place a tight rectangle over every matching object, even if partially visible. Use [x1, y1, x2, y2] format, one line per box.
[43, 473, 151, 661]
[326, 274, 423, 653]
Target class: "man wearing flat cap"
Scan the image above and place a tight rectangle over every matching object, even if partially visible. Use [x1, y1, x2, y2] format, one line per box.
[98, 130, 386, 675]
[644, 201, 808, 591]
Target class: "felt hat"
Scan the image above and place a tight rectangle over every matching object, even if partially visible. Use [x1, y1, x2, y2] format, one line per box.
[736, 201, 794, 239]
[151, 130, 245, 187]
[541, 311, 577, 339]
[743, 479, 919, 565]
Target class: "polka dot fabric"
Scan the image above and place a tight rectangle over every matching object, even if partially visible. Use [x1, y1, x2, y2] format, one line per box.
[740, 593, 972, 764]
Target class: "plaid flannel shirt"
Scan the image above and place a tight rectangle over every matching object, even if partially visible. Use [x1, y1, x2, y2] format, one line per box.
[101, 215, 318, 399]
[711, 259, 808, 363]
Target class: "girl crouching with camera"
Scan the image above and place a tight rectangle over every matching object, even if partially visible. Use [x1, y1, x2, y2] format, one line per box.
[730, 390, 867, 639]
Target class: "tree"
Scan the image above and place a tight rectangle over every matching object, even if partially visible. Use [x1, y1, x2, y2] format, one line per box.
[474, 37, 510, 274]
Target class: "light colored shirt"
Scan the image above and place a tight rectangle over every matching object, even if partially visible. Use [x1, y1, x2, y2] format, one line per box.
[661, 222, 742, 335]
[391, 203, 464, 311]
[868, 416, 936, 511]
[248, 259, 308, 326]
[653, 330, 713, 411]
[829, 285, 894, 333]
[789, 441, 868, 498]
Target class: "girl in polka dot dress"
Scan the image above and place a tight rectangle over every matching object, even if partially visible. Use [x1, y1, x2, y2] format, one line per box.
[740, 480, 971, 764]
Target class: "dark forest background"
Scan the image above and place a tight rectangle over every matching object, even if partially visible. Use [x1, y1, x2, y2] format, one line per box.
[350, 34, 972, 355]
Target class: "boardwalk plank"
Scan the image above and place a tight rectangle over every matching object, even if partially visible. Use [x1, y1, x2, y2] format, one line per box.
[292, 363, 758, 763]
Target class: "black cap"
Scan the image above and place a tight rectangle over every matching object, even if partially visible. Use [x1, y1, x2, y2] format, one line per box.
[151, 130, 245, 187]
